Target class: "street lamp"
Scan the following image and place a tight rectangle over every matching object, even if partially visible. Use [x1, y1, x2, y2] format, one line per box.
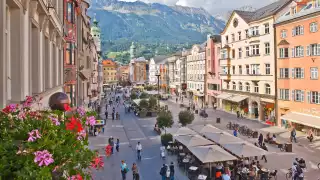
[155, 69, 161, 100]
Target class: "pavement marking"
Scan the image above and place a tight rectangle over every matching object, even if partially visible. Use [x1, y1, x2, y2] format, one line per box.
[142, 155, 158, 160]
[111, 125, 124, 128]
[130, 137, 146, 141]
[142, 125, 155, 127]
[148, 136, 160, 140]
[92, 142, 130, 147]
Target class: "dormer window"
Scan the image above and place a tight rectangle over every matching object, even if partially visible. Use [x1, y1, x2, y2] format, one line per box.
[292, 6, 297, 14]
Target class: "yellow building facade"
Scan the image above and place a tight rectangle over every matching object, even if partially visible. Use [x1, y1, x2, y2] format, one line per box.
[102, 59, 118, 84]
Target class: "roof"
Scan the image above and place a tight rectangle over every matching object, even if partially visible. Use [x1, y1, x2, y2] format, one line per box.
[210, 35, 221, 43]
[102, 59, 116, 66]
[235, 0, 292, 23]
[153, 55, 169, 63]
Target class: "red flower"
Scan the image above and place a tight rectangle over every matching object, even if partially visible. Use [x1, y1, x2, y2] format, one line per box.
[66, 116, 83, 132]
[64, 104, 71, 111]
[91, 156, 104, 169]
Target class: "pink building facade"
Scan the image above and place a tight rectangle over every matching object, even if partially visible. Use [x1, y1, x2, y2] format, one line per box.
[205, 35, 222, 107]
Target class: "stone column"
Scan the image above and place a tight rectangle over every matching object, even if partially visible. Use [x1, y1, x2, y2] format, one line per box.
[48, 40, 53, 89]
[259, 102, 265, 121]
[52, 43, 57, 87]
[31, 26, 42, 93]
[22, 6, 30, 98]
[0, 0, 6, 107]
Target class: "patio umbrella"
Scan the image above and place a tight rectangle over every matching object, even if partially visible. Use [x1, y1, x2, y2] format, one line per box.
[174, 134, 214, 147]
[221, 142, 269, 158]
[188, 145, 237, 177]
[203, 132, 243, 144]
[168, 127, 198, 136]
[191, 124, 223, 134]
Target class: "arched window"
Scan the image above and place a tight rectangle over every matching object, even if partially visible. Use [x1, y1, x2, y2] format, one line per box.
[232, 82, 236, 90]
[265, 84, 271, 95]
[239, 82, 243, 91]
[245, 82, 250, 92]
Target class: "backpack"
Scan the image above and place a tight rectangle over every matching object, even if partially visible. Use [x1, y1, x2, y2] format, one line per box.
[159, 167, 165, 176]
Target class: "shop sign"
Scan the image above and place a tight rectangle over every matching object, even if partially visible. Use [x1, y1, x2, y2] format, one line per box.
[298, 108, 320, 115]
[95, 120, 105, 126]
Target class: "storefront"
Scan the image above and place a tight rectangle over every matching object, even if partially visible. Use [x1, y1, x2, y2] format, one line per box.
[260, 98, 275, 124]
[224, 95, 248, 115]
[194, 92, 204, 108]
[281, 112, 320, 136]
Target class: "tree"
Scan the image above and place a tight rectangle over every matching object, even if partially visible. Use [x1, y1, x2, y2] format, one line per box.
[178, 110, 195, 127]
[139, 99, 149, 109]
[156, 110, 173, 134]
[139, 92, 149, 99]
[130, 93, 138, 100]
[148, 96, 157, 109]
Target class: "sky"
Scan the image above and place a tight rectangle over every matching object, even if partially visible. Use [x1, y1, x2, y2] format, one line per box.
[119, 0, 279, 15]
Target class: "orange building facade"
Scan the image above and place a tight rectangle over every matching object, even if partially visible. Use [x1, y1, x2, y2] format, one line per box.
[102, 60, 118, 84]
[275, 0, 320, 135]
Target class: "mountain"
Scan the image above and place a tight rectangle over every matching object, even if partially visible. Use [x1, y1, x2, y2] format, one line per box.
[87, 0, 225, 54]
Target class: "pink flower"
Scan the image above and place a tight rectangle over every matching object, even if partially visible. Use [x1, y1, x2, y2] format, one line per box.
[2, 104, 18, 113]
[28, 129, 42, 142]
[17, 111, 26, 120]
[77, 106, 86, 116]
[34, 150, 54, 167]
[23, 96, 33, 107]
[49, 115, 60, 126]
[68, 174, 83, 180]
[90, 156, 104, 169]
[85, 116, 96, 126]
[77, 130, 86, 141]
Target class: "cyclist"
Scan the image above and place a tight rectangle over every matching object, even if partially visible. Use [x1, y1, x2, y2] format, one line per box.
[136, 142, 142, 160]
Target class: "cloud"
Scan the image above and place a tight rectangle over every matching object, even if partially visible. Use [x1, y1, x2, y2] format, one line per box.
[119, 0, 278, 15]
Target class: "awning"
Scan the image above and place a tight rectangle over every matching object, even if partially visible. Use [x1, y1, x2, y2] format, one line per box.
[194, 93, 204, 97]
[216, 93, 232, 100]
[281, 112, 320, 129]
[261, 98, 275, 103]
[227, 95, 248, 103]
[79, 70, 91, 81]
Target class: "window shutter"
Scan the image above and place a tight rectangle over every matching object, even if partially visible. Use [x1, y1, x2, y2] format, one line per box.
[317, 44, 320, 55]
[301, 46, 304, 56]
[301, 90, 305, 102]
[291, 68, 295, 78]
[292, 28, 295, 36]
[307, 91, 311, 103]
[291, 48, 295, 57]
[301, 68, 305, 78]
[292, 90, 295, 101]
[301, 26, 304, 35]
[307, 45, 310, 56]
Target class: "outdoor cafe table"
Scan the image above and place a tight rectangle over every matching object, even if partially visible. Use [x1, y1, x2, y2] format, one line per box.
[198, 174, 207, 180]
[189, 166, 198, 171]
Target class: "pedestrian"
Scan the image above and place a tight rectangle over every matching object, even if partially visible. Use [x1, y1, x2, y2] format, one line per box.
[236, 110, 240, 119]
[102, 126, 105, 133]
[291, 128, 297, 143]
[112, 112, 115, 120]
[258, 133, 263, 147]
[159, 164, 167, 180]
[136, 142, 142, 160]
[169, 162, 175, 180]
[176, 98, 178, 103]
[116, 138, 120, 152]
[261, 143, 268, 163]
[233, 128, 238, 137]
[132, 163, 139, 180]
[105, 111, 108, 120]
[110, 137, 114, 154]
[120, 160, 129, 180]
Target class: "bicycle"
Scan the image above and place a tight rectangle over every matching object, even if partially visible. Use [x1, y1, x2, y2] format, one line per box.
[285, 168, 292, 180]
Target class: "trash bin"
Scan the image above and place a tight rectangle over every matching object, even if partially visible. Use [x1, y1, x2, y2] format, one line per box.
[216, 117, 221, 123]
[285, 143, 292, 152]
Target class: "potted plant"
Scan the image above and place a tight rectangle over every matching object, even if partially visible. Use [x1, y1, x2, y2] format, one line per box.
[139, 108, 147, 118]
[156, 110, 173, 137]
[161, 133, 173, 147]
[178, 110, 195, 127]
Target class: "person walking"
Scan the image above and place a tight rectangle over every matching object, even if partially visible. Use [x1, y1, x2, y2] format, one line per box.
[120, 160, 129, 180]
[258, 133, 263, 147]
[169, 162, 175, 180]
[116, 138, 120, 152]
[159, 164, 167, 180]
[132, 163, 139, 180]
[136, 142, 142, 160]
[261, 143, 268, 163]
[105, 111, 108, 120]
[291, 128, 297, 143]
[233, 128, 238, 137]
[112, 111, 115, 120]
[110, 137, 114, 154]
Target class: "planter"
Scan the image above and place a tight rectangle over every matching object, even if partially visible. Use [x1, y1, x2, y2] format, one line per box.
[139, 111, 147, 118]
[161, 133, 173, 146]
[150, 112, 158, 117]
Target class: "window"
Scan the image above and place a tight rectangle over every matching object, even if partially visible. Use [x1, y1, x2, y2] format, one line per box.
[281, 30, 287, 38]
[232, 82, 236, 90]
[66, 42, 75, 65]
[238, 32, 242, 40]
[226, 36, 229, 43]
[221, 66, 228, 74]
[292, 46, 304, 57]
[292, 68, 304, 79]
[221, 49, 228, 59]
[279, 48, 289, 58]
[208, 84, 220, 91]
[292, 7, 297, 14]
[292, 90, 304, 102]
[280, 68, 289, 78]
[265, 64, 271, 75]
[232, 66, 235, 74]
[239, 82, 243, 91]
[311, 67, 318, 79]
[254, 83, 259, 93]
[250, 64, 260, 75]
[309, 91, 320, 104]
[239, 65, 242, 75]
[232, 34, 235, 42]
[250, 26, 259, 36]
[265, 43, 270, 55]
[317, 0, 320, 7]
[67, 2, 75, 24]
[265, 84, 271, 95]
[246, 65, 250, 74]
[245, 29, 249, 38]
[251, 45, 260, 56]
[264, 23, 270, 34]
[207, 49, 210, 56]
[245, 82, 250, 92]
[292, 26, 304, 36]
[310, 22, 318, 33]
[246, 47, 250, 57]
[279, 89, 290, 100]
[232, 49, 235, 59]
[238, 48, 242, 58]
[307, 44, 320, 56]
[226, 82, 230, 89]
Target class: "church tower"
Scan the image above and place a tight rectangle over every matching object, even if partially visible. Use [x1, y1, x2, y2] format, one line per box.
[130, 42, 136, 59]
[91, 16, 101, 54]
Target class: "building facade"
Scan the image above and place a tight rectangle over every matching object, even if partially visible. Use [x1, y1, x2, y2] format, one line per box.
[119, 65, 129, 82]
[167, 53, 182, 95]
[205, 35, 222, 107]
[155, 60, 168, 93]
[102, 59, 118, 85]
[180, 49, 190, 95]
[275, 0, 320, 134]
[129, 57, 148, 85]
[0, 0, 64, 109]
[149, 56, 168, 85]
[219, 0, 291, 121]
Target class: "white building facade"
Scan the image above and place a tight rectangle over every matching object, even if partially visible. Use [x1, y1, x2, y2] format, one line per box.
[218, 0, 291, 121]
[187, 44, 206, 106]
[167, 53, 181, 95]
[0, 0, 64, 109]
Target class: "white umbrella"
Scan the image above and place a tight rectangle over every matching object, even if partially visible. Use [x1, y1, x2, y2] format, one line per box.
[221, 142, 269, 158]
[191, 124, 223, 134]
[203, 132, 243, 144]
[174, 134, 214, 147]
[168, 127, 198, 136]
